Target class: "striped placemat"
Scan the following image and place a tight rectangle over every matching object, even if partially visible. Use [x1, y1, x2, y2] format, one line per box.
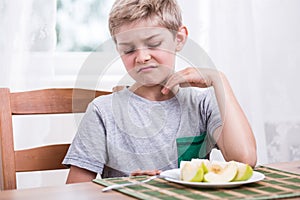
[93, 166, 300, 200]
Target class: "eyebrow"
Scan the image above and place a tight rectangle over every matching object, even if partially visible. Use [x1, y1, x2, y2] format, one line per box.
[117, 34, 161, 46]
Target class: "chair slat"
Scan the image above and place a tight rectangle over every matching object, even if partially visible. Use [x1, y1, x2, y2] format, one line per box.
[0, 88, 17, 190]
[0, 87, 111, 190]
[10, 88, 111, 114]
[15, 144, 70, 172]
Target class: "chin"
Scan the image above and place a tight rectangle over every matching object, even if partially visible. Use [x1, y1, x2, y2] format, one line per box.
[137, 78, 166, 87]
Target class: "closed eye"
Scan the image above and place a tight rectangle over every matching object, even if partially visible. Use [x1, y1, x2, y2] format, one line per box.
[123, 48, 135, 54]
[148, 41, 161, 48]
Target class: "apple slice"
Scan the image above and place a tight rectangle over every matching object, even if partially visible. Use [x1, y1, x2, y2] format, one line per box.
[232, 161, 253, 181]
[203, 161, 238, 183]
[180, 162, 204, 182]
[191, 159, 209, 173]
[180, 161, 189, 180]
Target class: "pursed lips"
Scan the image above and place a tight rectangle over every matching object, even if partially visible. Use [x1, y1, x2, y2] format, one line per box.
[137, 65, 157, 73]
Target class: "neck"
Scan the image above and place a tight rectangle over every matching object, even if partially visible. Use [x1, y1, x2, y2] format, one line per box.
[129, 83, 178, 101]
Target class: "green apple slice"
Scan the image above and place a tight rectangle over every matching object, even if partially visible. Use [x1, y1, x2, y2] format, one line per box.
[191, 159, 209, 173]
[205, 160, 227, 173]
[180, 161, 190, 180]
[180, 161, 190, 169]
[203, 161, 238, 182]
[233, 161, 253, 181]
[180, 162, 204, 182]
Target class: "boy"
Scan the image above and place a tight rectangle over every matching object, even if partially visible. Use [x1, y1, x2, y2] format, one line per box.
[63, 0, 257, 183]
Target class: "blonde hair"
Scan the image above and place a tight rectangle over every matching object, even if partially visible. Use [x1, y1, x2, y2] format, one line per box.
[108, 0, 182, 36]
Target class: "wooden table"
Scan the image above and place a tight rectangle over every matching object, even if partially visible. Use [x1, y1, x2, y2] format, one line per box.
[265, 160, 300, 174]
[0, 160, 299, 200]
[0, 181, 134, 200]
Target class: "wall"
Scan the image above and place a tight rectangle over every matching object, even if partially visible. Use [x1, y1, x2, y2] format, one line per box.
[187, 0, 300, 165]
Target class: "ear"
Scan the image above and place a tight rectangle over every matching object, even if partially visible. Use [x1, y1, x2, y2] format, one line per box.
[175, 26, 188, 52]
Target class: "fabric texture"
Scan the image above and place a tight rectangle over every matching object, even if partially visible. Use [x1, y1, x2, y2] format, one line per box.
[63, 87, 222, 178]
[176, 134, 208, 167]
[94, 165, 300, 200]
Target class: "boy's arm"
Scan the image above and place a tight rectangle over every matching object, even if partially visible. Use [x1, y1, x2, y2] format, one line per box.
[130, 169, 161, 176]
[66, 165, 97, 184]
[210, 71, 257, 167]
[162, 68, 257, 167]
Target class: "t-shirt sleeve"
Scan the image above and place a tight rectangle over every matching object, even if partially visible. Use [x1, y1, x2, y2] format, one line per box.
[62, 101, 107, 174]
[201, 88, 222, 146]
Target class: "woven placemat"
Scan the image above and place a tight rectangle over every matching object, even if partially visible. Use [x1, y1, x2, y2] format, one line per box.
[93, 166, 300, 200]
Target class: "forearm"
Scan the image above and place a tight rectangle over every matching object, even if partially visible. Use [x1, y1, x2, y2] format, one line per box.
[66, 166, 97, 184]
[161, 67, 257, 166]
[211, 71, 257, 167]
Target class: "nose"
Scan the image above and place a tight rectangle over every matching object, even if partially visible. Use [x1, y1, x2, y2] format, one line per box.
[135, 48, 151, 64]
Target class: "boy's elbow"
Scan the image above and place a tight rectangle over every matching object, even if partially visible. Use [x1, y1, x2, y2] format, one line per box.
[223, 146, 257, 168]
[238, 148, 257, 168]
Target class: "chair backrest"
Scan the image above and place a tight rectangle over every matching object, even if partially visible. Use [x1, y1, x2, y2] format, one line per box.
[0, 88, 111, 190]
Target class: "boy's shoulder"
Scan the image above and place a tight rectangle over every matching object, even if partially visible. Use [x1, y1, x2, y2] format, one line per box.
[92, 88, 129, 105]
[90, 87, 213, 107]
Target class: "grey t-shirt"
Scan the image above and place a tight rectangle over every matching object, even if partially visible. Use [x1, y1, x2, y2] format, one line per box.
[63, 87, 222, 178]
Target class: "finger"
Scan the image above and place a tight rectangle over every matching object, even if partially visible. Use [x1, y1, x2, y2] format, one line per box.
[162, 73, 185, 95]
[146, 170, 158, 176]
[130, 169, 142, 176]
[130, 169, 161, 176]
[112, 85, 126, 92]
[179, 82, 193, 88]
[143, 170, 160, 176]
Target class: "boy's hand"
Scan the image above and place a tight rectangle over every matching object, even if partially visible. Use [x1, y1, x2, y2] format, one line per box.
[130, 169, 161, 176]
[161, 67, 218, 95]
[112, 85, 127, 92]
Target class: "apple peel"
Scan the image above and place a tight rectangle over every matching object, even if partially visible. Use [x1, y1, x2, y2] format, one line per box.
[179, 160, 254, 183]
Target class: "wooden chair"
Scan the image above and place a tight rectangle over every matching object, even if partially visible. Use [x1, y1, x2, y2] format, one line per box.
[0, 88, 111, 190]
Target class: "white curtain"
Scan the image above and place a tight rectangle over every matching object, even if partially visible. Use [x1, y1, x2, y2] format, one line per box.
[0, 0, 56, 91]
[179, 0, 300, 164]
[0, 0, 68, 189]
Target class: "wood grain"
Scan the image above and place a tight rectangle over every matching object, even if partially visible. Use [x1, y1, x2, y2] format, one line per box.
[0, 88, 111, 190]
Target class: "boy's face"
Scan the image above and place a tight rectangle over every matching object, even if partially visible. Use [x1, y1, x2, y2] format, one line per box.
[115, 20, 179, 86]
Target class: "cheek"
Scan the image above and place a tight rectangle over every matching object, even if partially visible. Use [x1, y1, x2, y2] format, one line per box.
[120, 55, 134, 71]
[157, 51, 176, 68]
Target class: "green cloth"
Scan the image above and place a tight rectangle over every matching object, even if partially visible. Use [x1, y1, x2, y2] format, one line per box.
[176, 134, 207, 167]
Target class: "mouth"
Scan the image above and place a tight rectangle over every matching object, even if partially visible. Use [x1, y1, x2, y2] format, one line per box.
[137, 65, 157, 73]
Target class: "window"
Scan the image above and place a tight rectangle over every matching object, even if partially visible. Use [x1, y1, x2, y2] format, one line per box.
[56, 0, 112, 51]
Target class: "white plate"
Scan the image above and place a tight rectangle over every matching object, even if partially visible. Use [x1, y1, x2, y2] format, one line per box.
[160, 169, 265, 189]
